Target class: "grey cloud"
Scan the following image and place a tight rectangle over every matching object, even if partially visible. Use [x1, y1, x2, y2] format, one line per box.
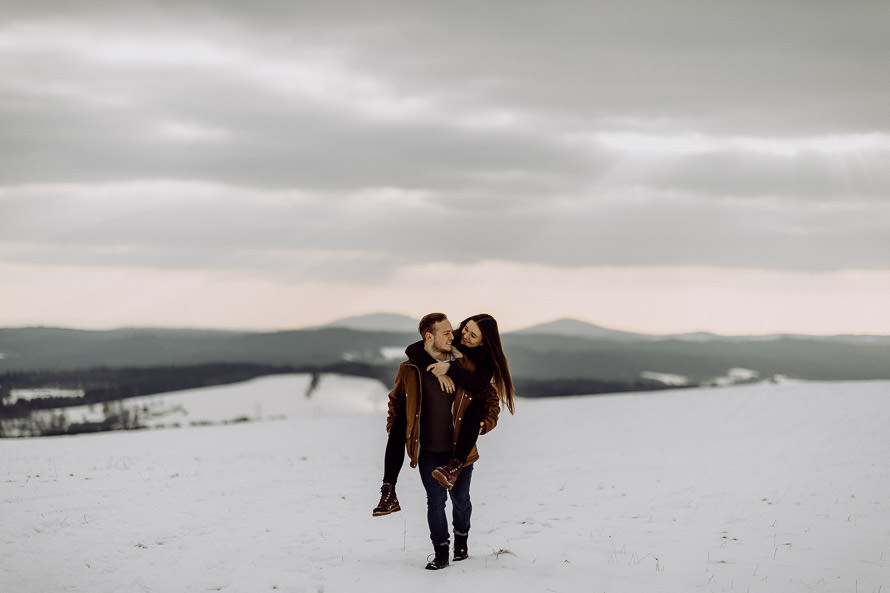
[1, 185, 887, 274]
[1, 0, 889, 275]
[1, 53, 592, 192]
[596, 151, 890, 202]
[332, 2, 890, 135]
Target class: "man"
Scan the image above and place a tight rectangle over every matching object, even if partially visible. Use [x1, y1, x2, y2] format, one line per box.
[374, 313, 501, 570]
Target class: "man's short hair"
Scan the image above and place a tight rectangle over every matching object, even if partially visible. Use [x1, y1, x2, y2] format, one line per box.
[418, 312, 448, 338]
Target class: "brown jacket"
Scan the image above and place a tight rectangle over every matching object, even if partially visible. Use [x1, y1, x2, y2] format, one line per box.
[386, 353, 501, 468]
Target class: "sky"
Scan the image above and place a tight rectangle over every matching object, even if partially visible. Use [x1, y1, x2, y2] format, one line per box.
[1, 1, 888, 335]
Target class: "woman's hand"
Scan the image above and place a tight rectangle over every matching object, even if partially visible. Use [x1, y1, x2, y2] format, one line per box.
[437, 375, 455, 394]
[426, 361, 451, 377]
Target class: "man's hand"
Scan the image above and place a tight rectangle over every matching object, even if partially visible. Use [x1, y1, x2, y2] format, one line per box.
[426, 361, 451, 376]
[437, 375, 455, 394]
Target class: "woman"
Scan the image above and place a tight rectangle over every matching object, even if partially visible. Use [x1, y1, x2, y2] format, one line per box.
[373, 313, 515, 514]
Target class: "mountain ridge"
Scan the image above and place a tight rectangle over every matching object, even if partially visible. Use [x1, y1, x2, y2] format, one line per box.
[1, 324, 888, 383]
[316, 312, 418, 333]
[512, 317, 890, 344]
[7, 315, 886, 344]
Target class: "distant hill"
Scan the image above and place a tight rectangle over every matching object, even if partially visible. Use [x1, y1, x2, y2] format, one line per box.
[513, 318, 650, 341]
[318, 313, 418, 333]
[513, 317, 890, 345]
[0, 326, 416, 372]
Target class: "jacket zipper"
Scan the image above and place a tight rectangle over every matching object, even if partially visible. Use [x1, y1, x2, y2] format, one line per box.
[451, 391, 464, 445]
[412, 364, 422, 461]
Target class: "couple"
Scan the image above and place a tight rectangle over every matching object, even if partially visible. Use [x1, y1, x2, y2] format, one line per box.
[373, 312, 515, 570]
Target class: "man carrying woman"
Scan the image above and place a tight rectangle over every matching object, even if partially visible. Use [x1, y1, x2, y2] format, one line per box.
[373, 312, 515, 570]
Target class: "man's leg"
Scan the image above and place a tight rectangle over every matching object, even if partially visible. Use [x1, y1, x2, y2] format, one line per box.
[419, 450, 451, 568]
[449, 462, 474, 560]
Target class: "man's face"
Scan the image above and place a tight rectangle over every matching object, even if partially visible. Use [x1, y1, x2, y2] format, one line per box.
[426, 319, 454, 354]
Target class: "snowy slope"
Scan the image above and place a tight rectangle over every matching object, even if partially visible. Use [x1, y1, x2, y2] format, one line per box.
[59, 373, 388, 427]
[1, 376, 888, 593]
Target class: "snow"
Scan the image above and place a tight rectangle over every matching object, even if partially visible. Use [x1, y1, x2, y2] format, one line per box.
[4, 374, 386, 435]
[640, 371, 690, 386]
[380, 346, 407, 361]
[2, 376, 889, 593]
[706, 367, 761, 387]
[115, 373, 383, 425]
[726, 367, 760, 381]
[6, 387, 85, 405]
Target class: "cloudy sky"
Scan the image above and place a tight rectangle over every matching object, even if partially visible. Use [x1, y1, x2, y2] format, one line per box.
[1, 1, 888, 334]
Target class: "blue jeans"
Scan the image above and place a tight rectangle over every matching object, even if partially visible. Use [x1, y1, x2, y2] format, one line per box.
[418, 450, 474, 546]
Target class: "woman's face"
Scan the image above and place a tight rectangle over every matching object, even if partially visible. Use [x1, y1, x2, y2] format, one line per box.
[461, 319, 484, 348]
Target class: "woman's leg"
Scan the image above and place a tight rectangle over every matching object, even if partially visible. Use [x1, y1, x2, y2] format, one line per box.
[374, 408, 407, 516]
[431, 399, 483, 489]
[453, 397, 485, 463]
[382, 411, 407, 484]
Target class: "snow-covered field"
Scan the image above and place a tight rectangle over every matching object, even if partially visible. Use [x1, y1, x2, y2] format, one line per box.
[9, 373, 386, 435]
[1, 375, 888, 593]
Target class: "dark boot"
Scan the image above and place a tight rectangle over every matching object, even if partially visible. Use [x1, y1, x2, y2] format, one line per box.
[431, 458, 463, 490]
[425, 543, 450, 570]
[372, 483, 400, 516]
[453, 533, 468, 561]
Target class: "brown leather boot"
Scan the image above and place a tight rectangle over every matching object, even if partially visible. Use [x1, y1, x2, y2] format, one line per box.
[431, 458, 463, 490]
[372, 482, 401, 516]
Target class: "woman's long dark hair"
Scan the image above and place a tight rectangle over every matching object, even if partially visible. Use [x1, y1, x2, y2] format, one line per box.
[456, 314, 515, 415]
